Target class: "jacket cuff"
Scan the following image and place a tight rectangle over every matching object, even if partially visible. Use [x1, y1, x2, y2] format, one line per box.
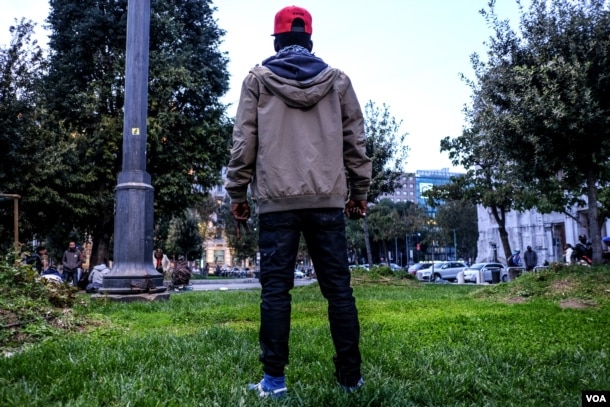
[349, 193, 367, 202]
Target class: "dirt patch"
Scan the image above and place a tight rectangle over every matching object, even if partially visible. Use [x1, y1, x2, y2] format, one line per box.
[559, 299, 596, 309]
[506, 297, 527, 304]
[551, 279, 576, 293]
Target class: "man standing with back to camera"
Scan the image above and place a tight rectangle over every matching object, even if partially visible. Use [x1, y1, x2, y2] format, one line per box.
[225, 5, 372, 399]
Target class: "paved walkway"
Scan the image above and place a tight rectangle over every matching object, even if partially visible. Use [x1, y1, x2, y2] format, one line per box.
[174, 277, 317, 291]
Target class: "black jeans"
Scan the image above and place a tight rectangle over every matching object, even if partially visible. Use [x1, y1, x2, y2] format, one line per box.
[258, 209, 361, 386]
[64, 268, 78, 285]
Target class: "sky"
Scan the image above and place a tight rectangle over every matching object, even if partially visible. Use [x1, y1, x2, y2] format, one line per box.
[0, 0, 526, 173]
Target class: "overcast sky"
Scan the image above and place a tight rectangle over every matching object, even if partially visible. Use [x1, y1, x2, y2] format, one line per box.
[1, 0, 526, 173]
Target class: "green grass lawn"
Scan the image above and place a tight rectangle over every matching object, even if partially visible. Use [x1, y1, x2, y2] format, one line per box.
[1, 267, 609, 406]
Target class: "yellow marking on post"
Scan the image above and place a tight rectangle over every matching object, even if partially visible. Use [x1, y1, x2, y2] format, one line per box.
[132, 128, 140, 135]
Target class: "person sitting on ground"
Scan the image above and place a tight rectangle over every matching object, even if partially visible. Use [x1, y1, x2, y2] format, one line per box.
[171, 256, 192, 288]
[508, 249, 522, 267]
[574, 234, 592, 265]
[87, 259, 111, 293]
[41, 260, 64, 284]
[153, 248, 171, 275]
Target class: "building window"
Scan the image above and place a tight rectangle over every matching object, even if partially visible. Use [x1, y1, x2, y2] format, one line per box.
[214, 250, 225, 265]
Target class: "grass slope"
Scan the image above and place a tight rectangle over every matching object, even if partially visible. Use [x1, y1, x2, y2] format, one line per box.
[0, 265, 608, 406]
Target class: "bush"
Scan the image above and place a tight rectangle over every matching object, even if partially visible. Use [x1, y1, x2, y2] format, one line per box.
[0, 252, 81, 350]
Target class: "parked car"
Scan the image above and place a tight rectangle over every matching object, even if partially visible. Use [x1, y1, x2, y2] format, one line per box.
[416, 261, 467, 282]
[407, 262, 433, 276]
[462, 262, 507, 283]
[388, 263, 403, 271]
[294, 269, 305, 279]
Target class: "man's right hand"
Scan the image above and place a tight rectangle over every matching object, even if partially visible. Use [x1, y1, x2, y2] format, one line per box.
[231, 202, 251, 238]
[344, 199, 367, 219]
[231, 202, 250, 221]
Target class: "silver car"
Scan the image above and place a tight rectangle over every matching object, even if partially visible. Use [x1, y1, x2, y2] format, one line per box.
[462, 262, 507, 283]
[416, 261, 466, 282]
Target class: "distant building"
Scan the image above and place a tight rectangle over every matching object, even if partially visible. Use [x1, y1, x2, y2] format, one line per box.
[415, 169, 463, 216]
[476, 204, 610, 265]
[378, 169, 464, 214]
[378, 173, 417, 203]
[204, 169, 233, 270]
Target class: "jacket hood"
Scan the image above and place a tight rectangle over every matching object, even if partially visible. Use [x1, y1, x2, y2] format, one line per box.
[92, 264, 109, 272]
[251, 65, 338, 109]
[262, 46, 328, 81]
[255, 46, 336, 109]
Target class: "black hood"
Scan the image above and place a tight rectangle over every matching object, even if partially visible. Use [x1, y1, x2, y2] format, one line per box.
[262, 46, 328, 81]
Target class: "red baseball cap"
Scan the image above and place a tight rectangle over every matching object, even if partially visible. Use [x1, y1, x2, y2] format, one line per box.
[273, 6, 313, 36]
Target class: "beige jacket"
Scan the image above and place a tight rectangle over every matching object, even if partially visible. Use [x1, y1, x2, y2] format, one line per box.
[225, 65, 371, 214]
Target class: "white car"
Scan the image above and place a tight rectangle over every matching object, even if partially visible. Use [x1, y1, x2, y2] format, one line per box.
[462, 262, 507, 283]
[416, 261, 466, 282]
[294, 269, 305, 279]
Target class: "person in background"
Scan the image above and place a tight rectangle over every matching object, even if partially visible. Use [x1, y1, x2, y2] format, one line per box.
[62, 241, 82, 286]
[523, 246, 538, 271]
[225, 5, 371, 398]
[87, 258, 111, 293]
[574, 234, 592, 264]
[24, 246, 48, 274]
[508, 249, 522, 267]
[41, 259, 64, 284]
[152, 248, 171, 275]
[564, 244, 574, 264]
[171, 256, 192, 290]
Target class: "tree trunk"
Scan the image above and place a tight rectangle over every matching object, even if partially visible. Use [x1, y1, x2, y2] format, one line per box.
[490, 205, 511, 261]
[363, 217, 373, 266]
[586, 167, 602, 264]
[90, 217, 113, 268]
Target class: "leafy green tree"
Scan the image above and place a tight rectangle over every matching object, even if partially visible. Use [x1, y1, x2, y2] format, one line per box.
[362, 101, 409, 265]
[345, 216, 365, 264]
[0, 20, 66, 249]
[165, 209, 203, 261]
[355, 199, 429, 266]
[364, 101, 409, 201]
[458, 0, 610, 263]
[367, 199, 400, 264]
[438, 134, 522, 260]
[434, 199, 479, 261]
[42, 0, 231, 265]
[219, 195, 258, 266]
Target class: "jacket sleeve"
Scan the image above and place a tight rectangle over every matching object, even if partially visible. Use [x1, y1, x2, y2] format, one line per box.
[338, 72, 372, 201]
[225, 73, 260, 204]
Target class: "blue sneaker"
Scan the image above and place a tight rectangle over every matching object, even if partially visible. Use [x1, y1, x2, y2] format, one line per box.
[248, 374, 287, 399]
[340, 377, 364, 393]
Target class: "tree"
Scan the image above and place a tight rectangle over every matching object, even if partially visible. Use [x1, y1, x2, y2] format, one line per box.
[362, 101, 409, 266]
[460, 0, 610, 263]
[434, 200, 479, 262]
[0, 20, 66, 250]
[42, 0, 231, 265]
[347, 198, 429, 266]
[364, 101, 409, 201]
[165, 209, 203, 261]
[367, 199, 400, 264]
[219, 195, 258, 266]
[438, 135, 524, 260]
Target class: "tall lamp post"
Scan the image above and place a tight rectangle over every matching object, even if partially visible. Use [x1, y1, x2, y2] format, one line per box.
[451, 229, 457, 261]
[406, 232, 421, 265]
[101, 0, 165, 295]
